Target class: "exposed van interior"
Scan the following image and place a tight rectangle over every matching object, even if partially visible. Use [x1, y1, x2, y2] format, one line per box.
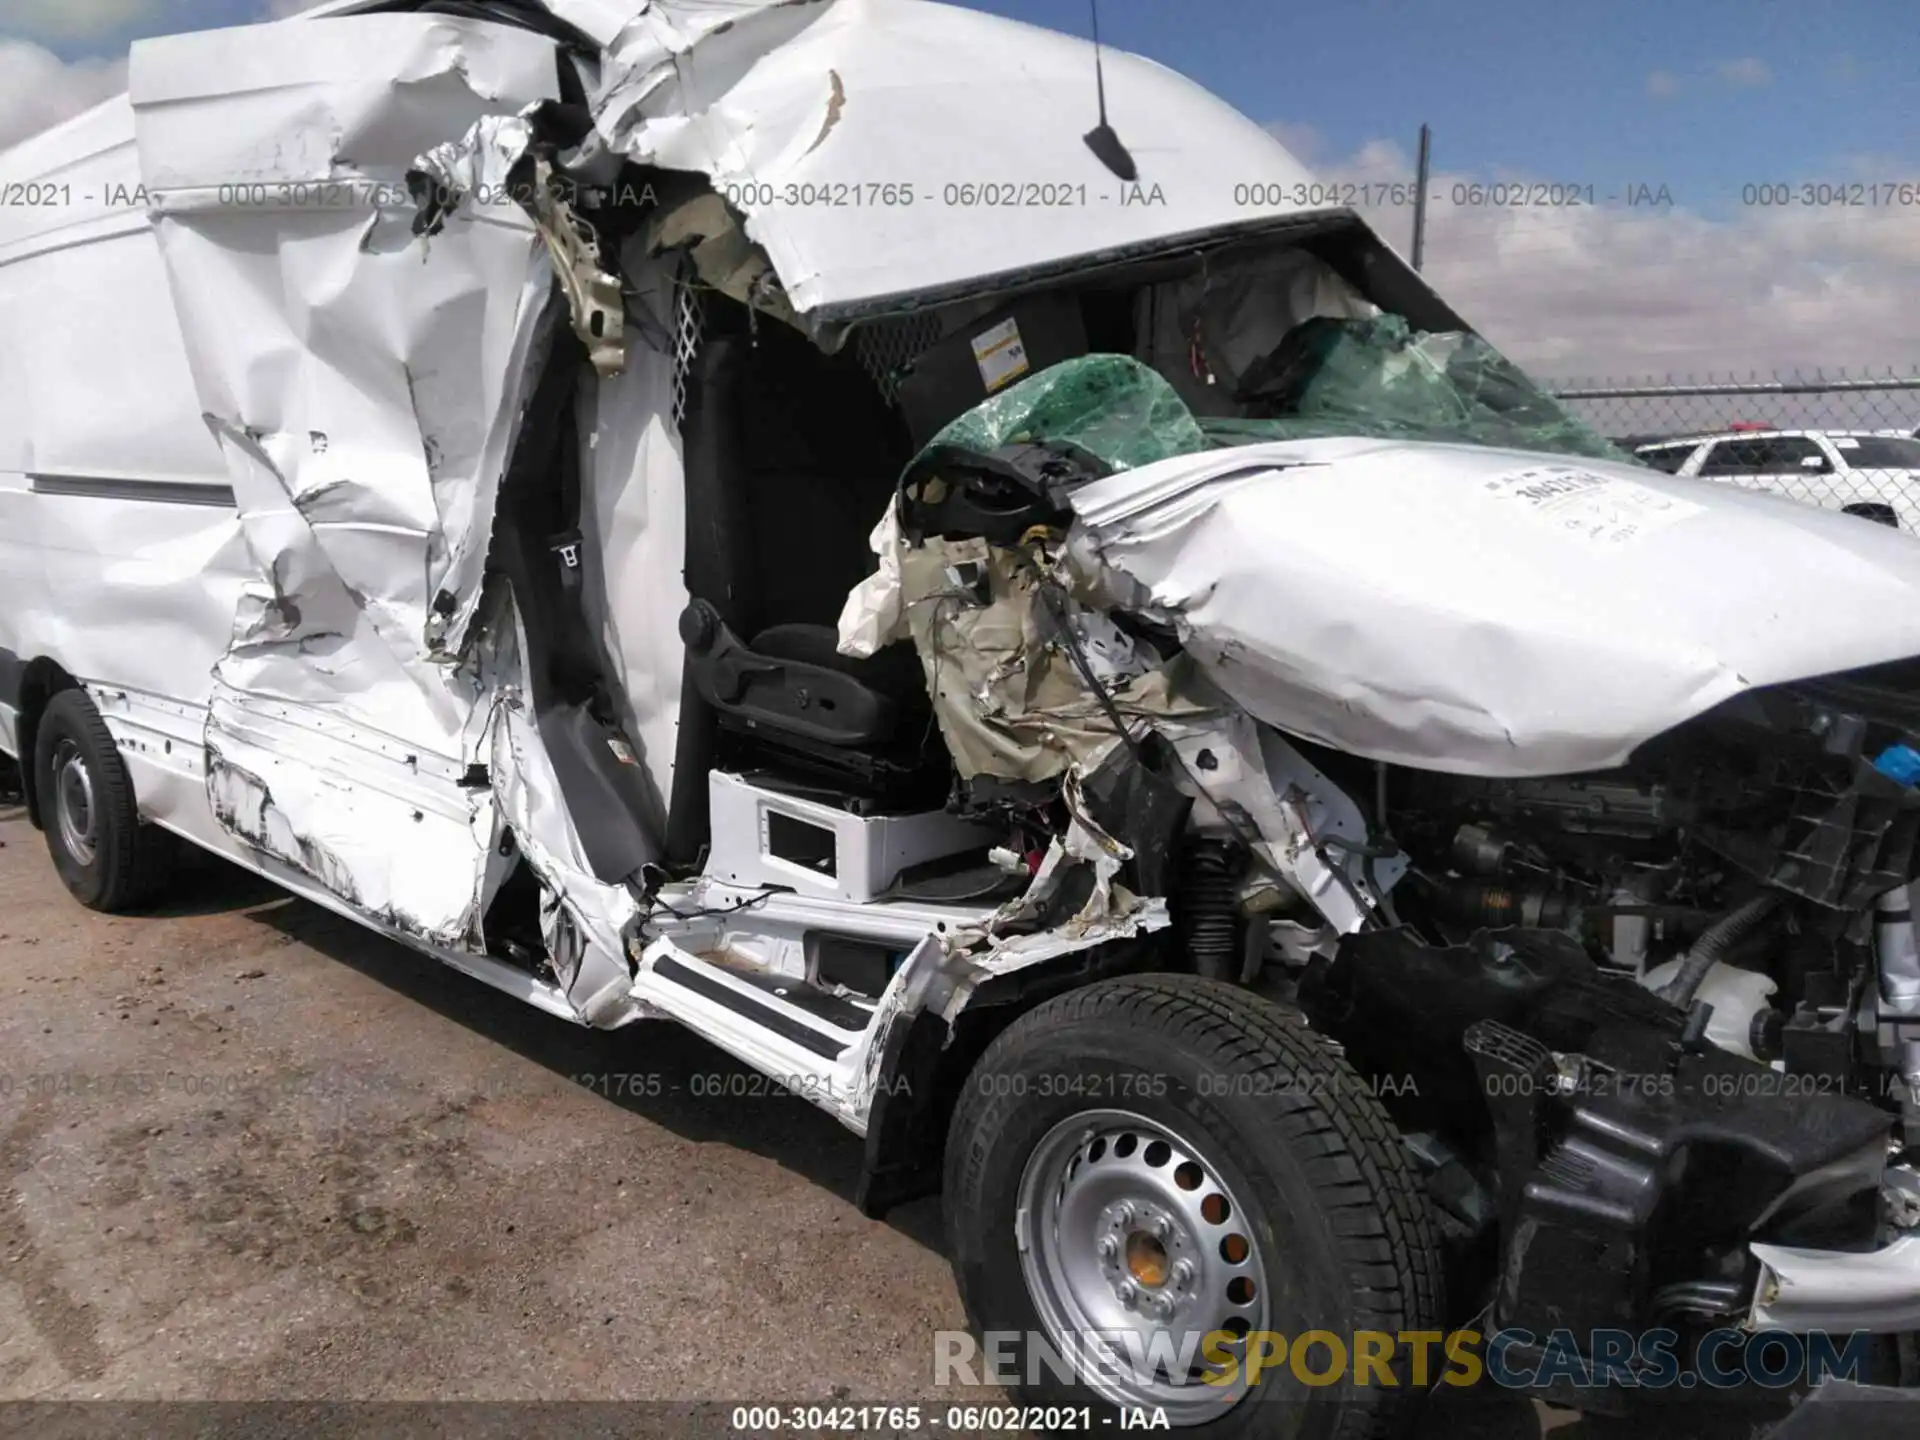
[464, 166, 1628, 979]
[669, 293, 932, 859]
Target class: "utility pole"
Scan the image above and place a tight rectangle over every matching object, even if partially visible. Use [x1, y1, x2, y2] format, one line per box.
[1411, 123, 1432, 271]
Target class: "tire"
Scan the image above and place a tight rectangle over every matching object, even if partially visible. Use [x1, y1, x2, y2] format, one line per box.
[944, 974, 1442, 1439]
[33, 688, 175, 912]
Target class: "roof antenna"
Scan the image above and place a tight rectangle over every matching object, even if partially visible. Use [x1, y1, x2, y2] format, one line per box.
[1083, 0, 1138, 182]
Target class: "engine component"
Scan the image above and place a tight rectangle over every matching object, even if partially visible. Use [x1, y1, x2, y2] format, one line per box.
[1449, 775, 1687, 839]
[1749, 1007, 1786, 1062]
[1451, 823, 1512, 875]
[1608, 881, 1654, 976]
[1658, 891, 1783, 1006]
[1304, 925, 1892, 1349]
[1434, 879, 1578, 930]
[1639, 956, 1778, 1061]
[1782, 970, 1858, 1090]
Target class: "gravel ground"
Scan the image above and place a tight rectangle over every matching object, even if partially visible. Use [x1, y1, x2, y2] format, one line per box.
[0, 796, 1585, 1436]
[0, 799, 963, 1406]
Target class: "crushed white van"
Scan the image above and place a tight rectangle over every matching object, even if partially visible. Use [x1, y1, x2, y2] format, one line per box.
[7, 1, 1920, 1431]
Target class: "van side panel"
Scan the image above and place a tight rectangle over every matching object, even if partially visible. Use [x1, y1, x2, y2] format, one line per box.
[0, 98, 249, 812]
[1, 15, 643, 1028]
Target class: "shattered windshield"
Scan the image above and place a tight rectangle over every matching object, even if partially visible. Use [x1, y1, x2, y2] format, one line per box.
[1199, 314, 1630, 462]
[915, 318, 1632, 478]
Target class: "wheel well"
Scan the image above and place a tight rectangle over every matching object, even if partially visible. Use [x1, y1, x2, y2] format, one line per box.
[854, 938, 1166, 1218]
[15, 658, 79, 830]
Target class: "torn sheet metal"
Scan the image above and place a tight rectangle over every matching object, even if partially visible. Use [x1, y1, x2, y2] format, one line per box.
[995, 773, 1162, 929]
[129, 17, 562, 669]
[287, 0, 644, 46]
[131, 17, 560, 200]
[1158, 710, 1401, 933]
[642, 188, 800, 333]
[915, 772, 1173, 1017]
[957, 886, 1170, 992]
[940, 849, 1170, 1025]
[1067, 437, 1920, 778]
[898, 534, 1204, 783]
[124, 17, 574, 937]
[489, 688, 644, 1024]
[204, 684, 493, 949]
[584, 0, 1339, 316]
[411, 114, 628, 379]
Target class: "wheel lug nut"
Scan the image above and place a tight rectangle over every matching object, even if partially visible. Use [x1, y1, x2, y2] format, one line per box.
[1117, 1281, 1137, 1307]
[1098, 1236, 1118, 1260]
[1172, 1260, 1194, 1288]
[1149, 1215, 1170, 1241]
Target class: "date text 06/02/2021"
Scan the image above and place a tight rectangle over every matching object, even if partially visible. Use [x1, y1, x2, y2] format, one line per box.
[728, 1405, 1168, 1432]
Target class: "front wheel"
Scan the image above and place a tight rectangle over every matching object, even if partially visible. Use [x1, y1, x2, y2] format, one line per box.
[34, 688, 175, 912]
[944, 974, 1442, 1439]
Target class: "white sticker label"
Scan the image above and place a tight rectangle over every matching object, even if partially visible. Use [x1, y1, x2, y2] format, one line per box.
[971, 316, 1030, 393]
[1484, 465, 1704, 545]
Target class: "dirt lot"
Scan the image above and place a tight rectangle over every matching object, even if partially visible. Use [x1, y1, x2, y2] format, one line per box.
[0, 797, 969, 1403]
[0, 796, 1578, 1436]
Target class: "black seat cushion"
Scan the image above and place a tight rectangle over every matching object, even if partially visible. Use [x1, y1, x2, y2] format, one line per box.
[752, 624, 926, 700]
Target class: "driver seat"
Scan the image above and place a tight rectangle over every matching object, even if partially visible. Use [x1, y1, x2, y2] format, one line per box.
[680, 601, 939, 798]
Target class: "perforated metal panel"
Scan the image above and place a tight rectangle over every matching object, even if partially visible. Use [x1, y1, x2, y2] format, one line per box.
[853, 311, 947, 405]
[671, 281, 704, 426]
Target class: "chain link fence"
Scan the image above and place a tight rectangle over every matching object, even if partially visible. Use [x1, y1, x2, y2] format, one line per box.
[1543, 371, 1920, 523]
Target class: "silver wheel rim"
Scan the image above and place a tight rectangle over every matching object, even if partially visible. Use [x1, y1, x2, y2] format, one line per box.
[1016, 1108, 1270, 1424]
[51, 739, 99, 866]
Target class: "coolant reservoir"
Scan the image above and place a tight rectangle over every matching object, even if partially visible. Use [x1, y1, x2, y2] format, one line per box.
[1640, 959, 1777, 1060]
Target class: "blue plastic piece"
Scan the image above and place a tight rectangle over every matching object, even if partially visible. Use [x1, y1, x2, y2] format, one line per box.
[1874, 744, 1920, 787]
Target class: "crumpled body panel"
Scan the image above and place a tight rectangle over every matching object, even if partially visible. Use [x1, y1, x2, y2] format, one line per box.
[585, 0, 1330, 316]
[121, 14, 577, 967]
[1068, 437, 1920, 776]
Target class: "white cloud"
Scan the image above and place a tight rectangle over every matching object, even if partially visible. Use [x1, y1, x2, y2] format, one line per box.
[1715, 56, 1773, 88]
[1645, 69, 1681, 99]
[0, 39, 127, 153]
[1, 0, 157, 44]
[1295, 129, 1920, 397]
[1263, 120, 1325, 165]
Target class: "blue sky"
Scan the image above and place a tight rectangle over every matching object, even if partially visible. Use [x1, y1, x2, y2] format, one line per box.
[962, 0, 1919, 206]
[4, 0, 1915, 378]
[16, 0, 1919, 200]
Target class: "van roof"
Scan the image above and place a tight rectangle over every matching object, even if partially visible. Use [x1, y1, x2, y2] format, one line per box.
[2, 1, 1448, 327]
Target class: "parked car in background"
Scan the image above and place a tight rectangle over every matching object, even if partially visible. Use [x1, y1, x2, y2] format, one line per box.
[1636, 429, 1920, 531]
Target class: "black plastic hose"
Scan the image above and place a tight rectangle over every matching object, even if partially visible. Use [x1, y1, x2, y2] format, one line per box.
[1658, 892, 1783, 1007]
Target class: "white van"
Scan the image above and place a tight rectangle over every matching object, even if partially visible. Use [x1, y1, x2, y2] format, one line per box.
[8, 2, 1920, 1431]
